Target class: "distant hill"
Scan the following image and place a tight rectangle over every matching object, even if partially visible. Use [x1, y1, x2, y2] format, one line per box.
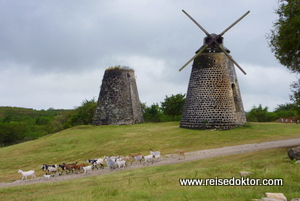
[0, 106, 69, 117]
[0, 106, 72, 146]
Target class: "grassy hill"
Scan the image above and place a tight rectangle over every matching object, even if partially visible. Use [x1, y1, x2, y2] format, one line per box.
[0, 122, 300, 200]
[0, 106, 72, 146]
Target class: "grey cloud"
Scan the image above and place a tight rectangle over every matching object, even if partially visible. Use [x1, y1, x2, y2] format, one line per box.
[0, 0, 295, 110]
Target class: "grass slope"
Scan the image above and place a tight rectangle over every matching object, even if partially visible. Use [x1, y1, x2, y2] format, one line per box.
[1, 148, 300, 200]
[0, 122, 300, 200]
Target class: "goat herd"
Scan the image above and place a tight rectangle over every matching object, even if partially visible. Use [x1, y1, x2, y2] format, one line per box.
[17, 149, 186, 181]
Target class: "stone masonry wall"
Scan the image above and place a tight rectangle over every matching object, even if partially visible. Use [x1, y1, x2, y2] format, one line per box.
[180, 52, 246, 130]
[93, 68, 144, 125]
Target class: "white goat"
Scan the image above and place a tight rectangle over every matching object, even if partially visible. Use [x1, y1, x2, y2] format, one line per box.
[119, 155, 130, 162]
[150, 149, 160, 156]
[104, 156, 117, 170]
[43, 174, 51, 179]
[109, 156, 119, 162]
[143, 155, 154, 165]
[116, 159, 127, 169]
[41, 164, 59, 175]
[86, 158, 104, 169]
[18, 170, 36, 180]
[82, 165, 93, 173]
[130, 154, 143, 164]
[154, 154, 161, 161]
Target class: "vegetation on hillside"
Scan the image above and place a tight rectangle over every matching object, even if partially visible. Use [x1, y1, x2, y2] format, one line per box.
[246, 103, 298, 122]
[0, 93, 298, 147]
[0, 122, 300, 200]
[142, 93, 186, 122]
[143, 95, 298, 123]
[0, 107, 69, 146]
[0, 99, 97, 146]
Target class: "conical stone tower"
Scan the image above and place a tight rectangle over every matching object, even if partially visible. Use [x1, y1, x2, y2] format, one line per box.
[178, 10, 249, 130]
[93, 67, 144, 125]
[180, 52, 246, 130]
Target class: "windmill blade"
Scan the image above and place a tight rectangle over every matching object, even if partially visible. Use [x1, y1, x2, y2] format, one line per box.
[219, 11, 250, 36]
[218, 45, 247, 75]
[182, 10, 211, 37]
[179, 44, 208, 71]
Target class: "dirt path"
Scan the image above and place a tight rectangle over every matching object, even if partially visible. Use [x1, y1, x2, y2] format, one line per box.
[2, 138, 300, 188]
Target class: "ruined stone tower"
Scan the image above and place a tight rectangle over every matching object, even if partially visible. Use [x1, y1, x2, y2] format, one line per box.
[179, 10, 249, 130]
[93, 67, 144, 125]
[179, 52, 246, 129]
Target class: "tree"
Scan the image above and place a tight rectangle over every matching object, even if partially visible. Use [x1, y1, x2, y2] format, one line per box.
[246, 104, 277, 122]
[268, 1, 300, 115]
[290, 79, 300, 115]
[274, 103, 297, 118]
[0, 122, 27, 145]
[160, 93, 186, 121]
[50, 112, 72, 132]
[268, 0, 300, 73]
[35, 116, 51, 125]
[143, 103, 165, 122]
[66, 98, 97, 126]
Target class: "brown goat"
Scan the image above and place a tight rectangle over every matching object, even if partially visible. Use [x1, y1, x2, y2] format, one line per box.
[59, 162, 78, 174]
[175, 149, 185, 160]
[74, 163, 87, 173]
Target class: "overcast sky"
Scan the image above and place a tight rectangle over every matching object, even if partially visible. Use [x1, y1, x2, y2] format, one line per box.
[0, 0, 297, 112]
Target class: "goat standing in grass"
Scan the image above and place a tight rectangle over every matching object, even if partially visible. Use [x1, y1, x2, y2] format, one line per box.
[129, 154, 143, 164]
[60, 162, 77, 174]
[143, 155, 155, 165]
[18, 170, 36, 180]
[82, 165, 93, 173]
[104, 156, 117, 170]
[74, 163, 87, 173]
[43, 174, 51, 179]
[41, 164, 59, 176]
[123, 155, 135, 165]
[154, 154, 161, 161]
[116, 159, 127, 169]
[86, 158, 104, 169]
[149, 149, 160, 156]
[118, 155, 132, 164]
[175, 149, 185, 160]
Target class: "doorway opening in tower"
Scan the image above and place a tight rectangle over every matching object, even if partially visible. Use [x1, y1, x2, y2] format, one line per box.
[231, 83, 240, 112]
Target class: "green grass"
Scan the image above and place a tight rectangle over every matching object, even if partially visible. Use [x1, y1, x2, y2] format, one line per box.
[1, 148, 299, 200]
[0, 122, 300, 200]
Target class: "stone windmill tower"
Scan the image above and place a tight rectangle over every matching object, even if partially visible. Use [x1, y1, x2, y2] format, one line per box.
[93, 66, 144, 125]
[179, 10, 249, 130]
